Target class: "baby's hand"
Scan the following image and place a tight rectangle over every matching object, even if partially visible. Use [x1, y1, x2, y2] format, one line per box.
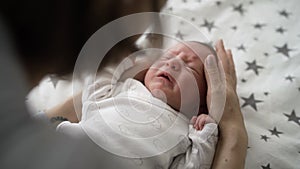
[190, 114, 216, 130]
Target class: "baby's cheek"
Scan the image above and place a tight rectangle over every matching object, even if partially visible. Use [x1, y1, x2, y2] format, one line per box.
[180, 76, 199, 95]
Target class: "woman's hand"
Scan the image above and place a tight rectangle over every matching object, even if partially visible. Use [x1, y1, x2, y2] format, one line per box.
[204, 39, 248, 169]
[205, 39, 244, 130]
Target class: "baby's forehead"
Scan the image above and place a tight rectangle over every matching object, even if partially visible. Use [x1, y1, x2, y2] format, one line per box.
[169, 42, 213, 57]
[167, 41, 214, 62]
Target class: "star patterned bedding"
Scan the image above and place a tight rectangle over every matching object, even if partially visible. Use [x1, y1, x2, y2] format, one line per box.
[155, 0, 300, 168]
[27, 0, 300, 168]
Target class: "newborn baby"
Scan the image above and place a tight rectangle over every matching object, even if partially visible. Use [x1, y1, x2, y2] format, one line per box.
[144, 41, 213, 124]
[57, 41, 218, 169]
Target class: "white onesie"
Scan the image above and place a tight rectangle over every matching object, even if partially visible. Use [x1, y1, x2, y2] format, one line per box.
[57, 60, 218, 169]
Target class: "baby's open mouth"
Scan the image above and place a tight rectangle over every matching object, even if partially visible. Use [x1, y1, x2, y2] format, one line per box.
[160, 74, 170, 81]
[158, 72, 174, 84]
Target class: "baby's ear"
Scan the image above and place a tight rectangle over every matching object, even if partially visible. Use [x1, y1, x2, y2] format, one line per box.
[198, 105, 208, 115]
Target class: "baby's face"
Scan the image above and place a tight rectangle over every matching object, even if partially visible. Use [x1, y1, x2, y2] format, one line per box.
[144, 42, 213, 113]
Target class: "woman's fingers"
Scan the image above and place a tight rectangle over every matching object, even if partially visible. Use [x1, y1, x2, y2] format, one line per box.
[204, 54, 226, 123]
[226, 49, 237, 88]
[205, 39, 239, 124]
[226, 49, 234, 67]
[215, 39, 230, 75]
[215, 40, 226, 62]
[215, 39, 225, 53]
[204, 54, 224, 91]
[226, 49, 235, 75]
[215, 39, 237, 89]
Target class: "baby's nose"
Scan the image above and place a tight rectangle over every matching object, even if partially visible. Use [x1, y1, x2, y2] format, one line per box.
[166, 58, 181, 71]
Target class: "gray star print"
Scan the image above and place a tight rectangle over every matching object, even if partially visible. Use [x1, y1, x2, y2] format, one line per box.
[268, 127, 283, 137]
[232, 4, 246, 15]
[200, 19, 216, 32]
[261, 163, 271, 169]
[285, 75, 295, 82]
[253, 23, 266, 30]
[274, 43, 293, 58]
[175, 31, 184, 40]
[245, 60, 264, 75]
[261, 135, 270, 142]
[264, 52, 269, 57]
[276, 27, 286, 34]
[231, 25, 238, 30]
[284, 110, 300, 126]
[241, 93, 263, 111]
[237, 44, 246, 51]
[216, 1, 222, 6]
[279, 9, 291, 18]
[241, 78, 247, 83]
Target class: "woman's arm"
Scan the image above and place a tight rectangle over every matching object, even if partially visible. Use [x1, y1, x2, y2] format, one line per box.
[212, 120, 248, 169]
[205, 39, 248, 169]
[45, 92, 82, 125]
[212, 94, 248, 169]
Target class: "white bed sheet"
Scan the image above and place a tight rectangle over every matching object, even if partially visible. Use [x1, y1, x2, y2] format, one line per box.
[156, 0, 300, 168]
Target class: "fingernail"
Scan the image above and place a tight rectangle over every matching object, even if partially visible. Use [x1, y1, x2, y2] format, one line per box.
[206, 55, 215, 66]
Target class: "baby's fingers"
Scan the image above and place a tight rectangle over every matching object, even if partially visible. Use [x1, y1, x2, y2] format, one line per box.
[194, 116, 206, 130]
[190, 116, 197, 125]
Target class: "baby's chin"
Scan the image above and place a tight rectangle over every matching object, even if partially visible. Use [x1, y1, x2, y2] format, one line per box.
[150, 89, 168, 103]
[149, 88, 182, 112]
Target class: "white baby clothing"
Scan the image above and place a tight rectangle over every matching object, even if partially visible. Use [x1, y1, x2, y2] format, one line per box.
[57, 59, 218, 168]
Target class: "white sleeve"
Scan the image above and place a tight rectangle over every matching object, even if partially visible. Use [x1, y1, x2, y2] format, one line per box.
[170, 123, 218, 169]
[56, 121, 86, 138]
[82, 57, 134, 102]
